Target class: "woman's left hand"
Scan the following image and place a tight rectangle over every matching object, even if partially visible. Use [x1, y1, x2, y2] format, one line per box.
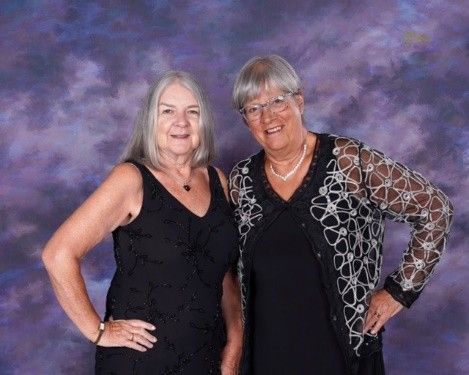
[363, 289, 404, 335]
[220, 339, 241, 375]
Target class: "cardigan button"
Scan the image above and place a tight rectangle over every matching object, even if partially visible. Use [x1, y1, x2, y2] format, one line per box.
[332, 314, 338, 321]
[301, 222, 306, 228]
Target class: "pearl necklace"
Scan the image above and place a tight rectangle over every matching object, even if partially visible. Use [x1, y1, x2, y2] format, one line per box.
[270, 143, 307, 182]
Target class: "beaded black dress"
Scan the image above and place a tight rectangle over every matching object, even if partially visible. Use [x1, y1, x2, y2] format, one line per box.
[95, 162, 238, 375]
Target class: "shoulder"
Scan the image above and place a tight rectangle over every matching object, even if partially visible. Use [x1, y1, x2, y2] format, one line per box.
[111, 162, 143, 180]
[228, 152, 260, 206]
[229, 150, 263, 181]
[326, 133, 361, 148]
[104, 162, 143, 193]
[321, 133, 364, 159]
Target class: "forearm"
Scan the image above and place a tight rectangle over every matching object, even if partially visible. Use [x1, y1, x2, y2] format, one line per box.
[43, 250, 101, 342]
[221, 271, 243, 373]
[224, 304, 243, 345]
[222, 272, 243, 340]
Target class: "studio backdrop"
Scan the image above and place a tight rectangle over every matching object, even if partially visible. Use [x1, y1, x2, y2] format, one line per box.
[0, 1, 467, 374]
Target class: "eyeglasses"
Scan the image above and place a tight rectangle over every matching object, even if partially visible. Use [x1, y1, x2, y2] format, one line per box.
[239, 92, 297, 122]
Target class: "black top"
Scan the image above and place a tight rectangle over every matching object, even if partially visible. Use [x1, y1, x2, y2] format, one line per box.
[252, 208, 348, 374]
[95, 162, 238, 375]
[248, 138, 385, 375]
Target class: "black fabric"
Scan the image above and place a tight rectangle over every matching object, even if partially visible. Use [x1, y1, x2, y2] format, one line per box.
[233, 134, 384, 375]
[251, 209, 348, 374]
[232, 134, 388, 375]
[247, 150, 384, 375]
[95, 162, 238, 374]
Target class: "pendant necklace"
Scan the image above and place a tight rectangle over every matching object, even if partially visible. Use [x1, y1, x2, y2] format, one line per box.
[164, 168, 193, 192]
[270, 142, 307, 182]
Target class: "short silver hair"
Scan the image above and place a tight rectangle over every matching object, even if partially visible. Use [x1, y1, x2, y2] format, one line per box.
[121, 71, 215, 169]
[233, 55, 303, 110]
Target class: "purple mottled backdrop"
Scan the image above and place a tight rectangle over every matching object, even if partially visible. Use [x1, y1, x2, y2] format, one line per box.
[0, 1, 467, 374]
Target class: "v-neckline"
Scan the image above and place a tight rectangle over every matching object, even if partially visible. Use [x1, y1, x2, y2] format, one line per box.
[142, 164, 214, 219]
[261, 133, 321, 204]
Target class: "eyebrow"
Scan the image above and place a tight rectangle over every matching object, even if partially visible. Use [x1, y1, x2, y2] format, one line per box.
[159, 102, 200, 108]
[245, 94, 282, 106]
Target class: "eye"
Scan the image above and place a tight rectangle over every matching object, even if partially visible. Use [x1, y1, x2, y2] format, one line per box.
[246, 106, 260, 114]
[273, 96, 285, 104]
[188, 109, 200, 116]
[161, 108, 173, 115]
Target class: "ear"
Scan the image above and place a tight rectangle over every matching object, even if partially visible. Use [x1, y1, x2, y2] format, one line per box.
[295, 92, 305, 114]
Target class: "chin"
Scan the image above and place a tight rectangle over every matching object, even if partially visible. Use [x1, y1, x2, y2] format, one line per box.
[261, 137, 288, 151]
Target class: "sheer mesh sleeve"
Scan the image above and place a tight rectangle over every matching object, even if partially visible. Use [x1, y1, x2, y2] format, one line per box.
[336, 137, 454, 307]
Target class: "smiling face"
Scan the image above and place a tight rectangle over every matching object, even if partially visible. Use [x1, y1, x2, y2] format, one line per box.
[244, 85, 305, 155]
[156, 82, 201, 163]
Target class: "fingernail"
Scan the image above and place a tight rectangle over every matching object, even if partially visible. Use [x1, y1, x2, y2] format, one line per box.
[151, 326, 156, 330]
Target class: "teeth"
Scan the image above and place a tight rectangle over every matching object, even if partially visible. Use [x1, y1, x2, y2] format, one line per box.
[266, 126, 282, 134]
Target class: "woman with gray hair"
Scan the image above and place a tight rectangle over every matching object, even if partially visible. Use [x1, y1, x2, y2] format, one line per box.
[43, 71, 242, 374]
[229, 55, 453, 374]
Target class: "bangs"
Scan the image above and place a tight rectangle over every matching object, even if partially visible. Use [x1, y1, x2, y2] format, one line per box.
[233, 55, 301, 109]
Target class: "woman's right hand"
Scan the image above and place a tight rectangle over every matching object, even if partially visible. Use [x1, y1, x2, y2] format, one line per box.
[98, 319, 157, 352]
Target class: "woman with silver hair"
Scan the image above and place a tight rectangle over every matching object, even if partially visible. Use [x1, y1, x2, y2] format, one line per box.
[43, 71, 242, 374]
[229, 55, 453, 374]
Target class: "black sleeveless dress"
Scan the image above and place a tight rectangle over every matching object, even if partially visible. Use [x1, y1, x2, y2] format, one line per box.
[95, 162, 238, 375]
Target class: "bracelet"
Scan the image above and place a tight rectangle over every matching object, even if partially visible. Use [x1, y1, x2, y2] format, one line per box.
[93, 321, 106, 345]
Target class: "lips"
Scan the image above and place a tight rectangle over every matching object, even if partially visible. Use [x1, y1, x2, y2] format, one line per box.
[171, 134, 190, 139]
[264, 125, 283, 135]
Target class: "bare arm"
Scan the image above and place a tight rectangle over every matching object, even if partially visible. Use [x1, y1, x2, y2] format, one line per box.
[220, 269, 243, 374]
[42, 163, 156, 351]
[216, 167, 243, 373]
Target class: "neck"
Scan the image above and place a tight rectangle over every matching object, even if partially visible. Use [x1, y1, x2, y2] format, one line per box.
[160, 153, 193, 176]
[266, 130, 307, 169]
[159, 158, 194, 192]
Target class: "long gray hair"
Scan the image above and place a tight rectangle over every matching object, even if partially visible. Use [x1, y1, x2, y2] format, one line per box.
[121, 71, 215, 169]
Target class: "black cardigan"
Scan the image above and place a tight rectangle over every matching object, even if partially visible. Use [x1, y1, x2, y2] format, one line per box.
[229, 133, 453, 374]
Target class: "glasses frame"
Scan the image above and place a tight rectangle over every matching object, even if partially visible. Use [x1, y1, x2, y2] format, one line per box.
[239, 91, 298, 122]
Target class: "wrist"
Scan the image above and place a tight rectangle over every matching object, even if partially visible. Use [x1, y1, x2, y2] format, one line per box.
[93, 321, 106, 345]
[84, 317, 104, 342]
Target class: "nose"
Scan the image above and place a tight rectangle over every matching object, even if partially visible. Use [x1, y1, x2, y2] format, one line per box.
[174, 111, 189, 127]
[260, 105, 275, 124]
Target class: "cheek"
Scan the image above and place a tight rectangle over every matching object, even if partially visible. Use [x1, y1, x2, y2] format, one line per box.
[250, 128, 267, 145]
[252, 127, 264, 138]
[287, 111, 302, 127]
[192, 133, 201, 148]
[155, 133, 166, 149]
[191, 120, 201, 143]
[155, 122, 170, 145]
